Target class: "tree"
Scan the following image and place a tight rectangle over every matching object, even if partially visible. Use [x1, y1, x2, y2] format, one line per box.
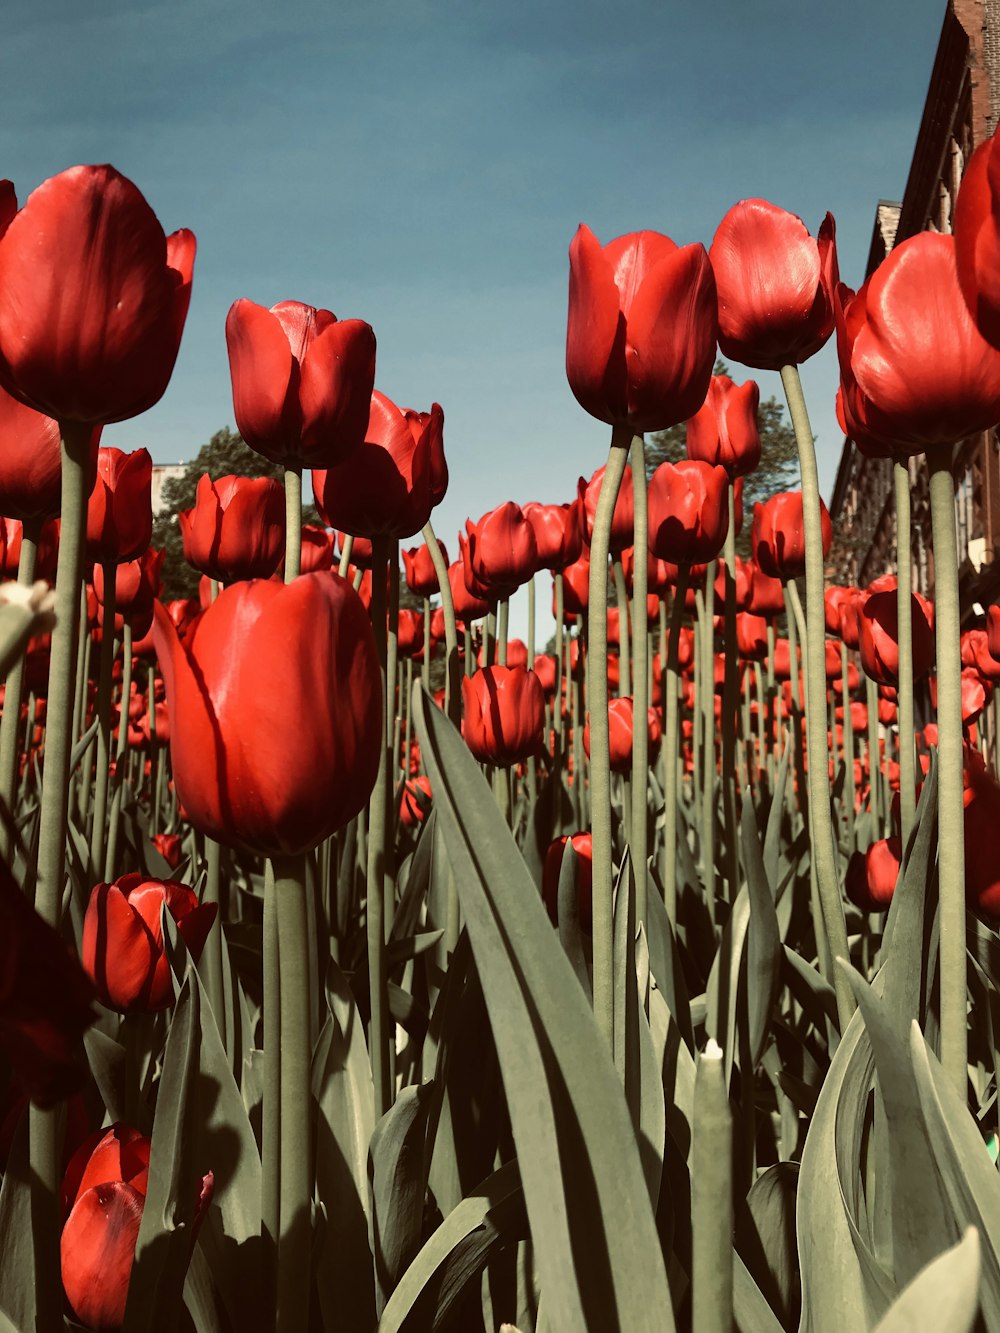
[151, 427, 322, 599]
[644, 360, 800, 558]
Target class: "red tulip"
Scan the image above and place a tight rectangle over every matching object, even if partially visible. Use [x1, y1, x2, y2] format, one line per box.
[397, 609, 424, 658]
[465, 503, 538, 600]
[686, 374, 761, 478]
[297, 524, 334, 574]
[448, 558, 490, 624]
[735, 612, 769, 661]
[522, 500, 584, 572]
[0, 166, 195, 425]
[845, 837, 901, 912]
[835, 232, 1000, 454]
[542, 832, 593, 929]
[0, 382, 73, 521]
[560, 553, 591, 617]
[566, 224, 718, 431]
[710, 200, 838, 369]
[533, 653, 558, 695]
[153, 573, 381, 857]
[647, 460, 729, 565]
[858, 583, 935, 687]
[179, 474, 285, 583]
[86, 447, 152, 564]
[151, 832, 184, 870]
[962, 628, 1000, 683]
[94, 549, 163, 637]
[964, 754, 1000, 920]
[714, 556, 753, 610]
[620, 545, 678, 595]
[751, 490, 831, 582]
[954, 128, 1000, 347]
[584, 696, 661, 774]
[0, 518, 22, 578]
[339, 531, 373, 569]
[462, 666, 545, 766]
[401, 540, 448, 597]
[746, 560, 784, 619]
[580, 465, 634, 554]
[399, 775, 432, 829]
[226, 299, 375, 467]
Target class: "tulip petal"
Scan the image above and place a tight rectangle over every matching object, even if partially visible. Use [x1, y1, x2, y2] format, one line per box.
[61, 1180, 144, 1331]
[566, 224, 628, 424]
[82, 884, 157, 1012]
[298, 318, 376, 462]
[225, 299, 296, 458]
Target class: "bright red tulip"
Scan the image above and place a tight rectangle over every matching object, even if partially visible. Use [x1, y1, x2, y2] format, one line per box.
[397, 609, 424, 658]
[580, 465, 634, 554]
[542, 832, 593, 930]
[584, 696, 661, 774]
[153, 573, 381, 856]
[710, 200, 838, 369]
[448, 558, 490, 624]
[462, 666, 545, 766]
[735, 612, 769, 660]
[647, 460, 729, 565]
[953, 128, 1000, 348]
[845, 837, 901, 912]
[86, 447, 152, 565]
[399, 775, 432, 829]
[566, 225, 718, 431]
[533, 654, 558, 695]
[314, 391, 446, 540]
[746, 561, 785, 618]
[858, 583, 934, 687]
[465, 503, 538, 600]
[401, 540, 448, 597]
[0, 382, 77, 521]
[179, 474, 285, 583]
[751, 490, 831, 582]
[560, 553, 591, 617]
[297, 524, 334, 574]
[522, 500, 584, 572]
[151, 832, 184, 870]
[961, 628, 1000, 683]
[686, 374, 761, 478]
[226, 299, 375, 467]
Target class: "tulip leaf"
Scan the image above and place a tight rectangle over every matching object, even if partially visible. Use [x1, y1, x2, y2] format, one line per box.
[873, 1228, 980, 1333]
[634, 926, 666, 1213]
[644, 882, 694, 1052]
[742, 789, 781, 1070]
[736, 1162, 800, 1329]
[83, 1025, 129, 1126]
[556, 840, 590, 995]
[0, 1111, 36, 1331]
[413, 683, 673, 1331]
[370, 1081, 435, 1318]
[733, 1250, 785, 1333]
[705, 887, 750, 1088]
[763, 741, 790, 891]
[647, 976, 695, 1163]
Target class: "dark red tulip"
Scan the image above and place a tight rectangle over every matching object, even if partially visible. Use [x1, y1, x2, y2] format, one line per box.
[542, 832, 593, 929]
[584, 696, 661, 774]
[399, 775, 432, 829]
[953, 127, 1000, 348]
[566, 224, 718, 431]
[835, 232, 1000, 455]
[845, 837, 901, 912]
[686, 374, 761, 478]
[858, 583, 935, 687]
[735, 612, 769, 661]
[401, 540, 448, 597]
[94, 550, 163, 639]
[178, 473, 285, 583]
[961, 628, 1000, 683]
[465, 503, 538, 600]
[86, 447, 152, 565]
[0, 166, 195, 425]
[647, 460, 729, 565]
[0, 382, 74, 521]
[580, 465, 634, 554]
[153, 573, 381, 857]
[226, 299, 375, 468]
[964, 754, 1000, 920]
[771, 638, 799, 681]
[151, 832, 184, 870]
[297, 525, 334, 574]
[339, 531, 373, 569]
[560, 553, 591, 617]
[448, 558, 490, 624]
[710, 200, 838, 370]
[714, 556, 753, 610]
[522, 500, 584, 572]
[462, 666, 545, 766]
[825, 584, 857, 638]
[397, 609, 424, 658]
[751, 490, 831, 582]
[620, 545, 678, 595]
[745, 561, 785, 618]
[0, 518, 22, 578]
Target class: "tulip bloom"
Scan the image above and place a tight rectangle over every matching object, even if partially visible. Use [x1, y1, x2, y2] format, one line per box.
[462, 665, 545, 766]
[746, 561, 785, 618]
[314, 392, 446, 540]
[153, 573, 381, 857]
[858, 584, 935, 687]
[0, 382, 71, 521]
[710, 200, 838, 370]
[522, 500, 584, 572]
[448, 558, 490, 624]
[465, 503, 538, 600]
[580, 465, 634, 554]
[151, 832, 184, 870]
[397, 609, 424, 658]
[953, 128, 1000, 349]
[961, 628, 1000, 683]
[298, 525, 334, 574]
[86, 447, 152, 565]
[835, 232, 1000, 454]
[566, 225, 718, 431]
[399, 775, 432, 829]
[751, 490, 831, 582]
[560, 552, 591, 617]
[686, 374, 761, 478]
[647, 460, 729, 565]
[845, 837, 902, 912]
[401, 539, 448, 597]
[584, 696, 661, 774]
[226, 299, 375, 467]
[714, 555, 753, 610]
[179, 473, 285, 583]
[735, 612, 769, 661]
[542, 832, 593, 929]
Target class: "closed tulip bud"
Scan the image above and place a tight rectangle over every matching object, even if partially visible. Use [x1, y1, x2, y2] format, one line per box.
[522, 500, 584, 572]
[505, 639, 529, 671]
[835, 232, 1000, 455]
[297, 525, 334, 574]
[686, 374, 761, 478]
[86, 447, 152, 565]
[0, 166, 195, 425]
[831, 661, 861, 696]
[584, 696, 660, 774]
[710, 200, 838, 370]
[735, 612, 768, 660]
[401, 539, 448, 597]
[397, 609, 424, 658]
[566, 224, 718, 431]
[94, 549, 162, 634]
[150, 832, 184, 870]
[560, 553, 591, 617]
[314, 392, 446, 540]
[825, 584, 859, 638]
[961, 628, 1000, 683]
[580, 465, 634, 554]
[462, 665, 545, 766]
[82, 875, 216, 1012]
[153, 573, 381, 857]
[0, 382, 82, 521]
[746, 561, 785, 618]
[845, 837, 901, 912]
[226, 299, 375, 468]
[751, 490, 831, 582]
[465, 503, 538, 600]
[647, 459, 729, 565]
[542, 832, 593, 930]
[714, 556, 753, 610]
[179, 473, 285, 584]
[954, 129, 1000, 347]
[448, 558, 490, 624]
[858, 583, 934, 687]
[399, 775, 432, 829]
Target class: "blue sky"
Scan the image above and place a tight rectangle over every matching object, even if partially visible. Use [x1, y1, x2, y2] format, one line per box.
[3, 0, 946, 636]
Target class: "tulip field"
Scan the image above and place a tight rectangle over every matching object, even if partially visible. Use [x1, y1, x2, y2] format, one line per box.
[4, 154, 1000, 1333]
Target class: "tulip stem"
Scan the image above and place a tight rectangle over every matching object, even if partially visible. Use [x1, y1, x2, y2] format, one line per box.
[893, 461, 916, 848]
[780, 364, 854, 1031]
[527, 576, 537, 807]
[587, 429, 631, 1049]
[866, 674, 881, 832]
[273, 853, 312, 1333]
[0, 520, 38, 859]
[629, 435, 649, 925]
[662, 568, 690, 925]
[928, 454, 968, 1097]
[553, 573, 565, 831]
[385, 546, 400, 959]
[699, 569, 716, 926]
[87, 562, 117, 882]
[201, 835, 226, 1041]
[842, 645, 856, 844]
[421, 520, 461, 728]
[692, 1040, 733, 1333]
[722, 485, 740, 901]
[367, 536, 392, 1115]
[104, 623, 133, 882]
[262, 859, 281, 1313]
[497, 597, 509, 667]
[284, 466, 302, 581]
[337, 532, 354, 578]
[422, 598, 431, 692]
[612, 559, 631, 699]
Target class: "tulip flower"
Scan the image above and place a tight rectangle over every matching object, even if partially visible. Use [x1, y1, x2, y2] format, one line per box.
[226, 299, 375, 468]
[314, 391, 446, 540]
[964, 755, 1000, 920]
[962, 628, 1000, 683]
[714, 555, 753, 610]
[522, 499, 584, 573]
[542, 832, 593, 929]
[462, 665, 545, 766]
[746, 561, 785, 618]
[710, 200, 838, 370]
[297, 524, 334, 573]
[560, 552, 591, 617]
[0, 166, 195, 425]
[751, 490, 831, 582]
[735, 612, 769, 661]
[399, 775, 432, 829]
[465, 503, 538, 600]
[686, 374, 761, 478]
[835, 232, 1000, 454]
[953, 127, 1000, 348]
[397, 609, 424, 658]
[620, 545, 677, 595]
[86, 447, 152, 565]
[858, 583, 934, 687]
[0, 382, 69, 522]
[94, 549, 163, 635]
[647, 460, 729, 565]
[151, 832, 184, 870]
[580, 465, 635, 554]
[153, 572, 381, 857]
[339, 531, 374, 569]
[402, 539, 449, 597]
[584, 696, 661, 774]
[82, 875, 216, 1012]
[179, 473, 285, 583]
[533, 653, 558, 695]
[566, 224, 718, 431]
[447, 557, 490, 624]
[845, 837, 901, 912]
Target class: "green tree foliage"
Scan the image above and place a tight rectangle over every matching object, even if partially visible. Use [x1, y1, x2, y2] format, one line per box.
[645, 360, 800, 558]
[151, 427, 322, 599]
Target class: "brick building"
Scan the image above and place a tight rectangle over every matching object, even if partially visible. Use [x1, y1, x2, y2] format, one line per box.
[829, 0, 1000, 621]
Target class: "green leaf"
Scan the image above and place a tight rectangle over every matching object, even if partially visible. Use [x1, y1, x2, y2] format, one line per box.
[556, 841, 591, 997]
[705, 887, 750, 1088]
[733, 1250, 785, 1333]
[644, 884, 694, 1052]
[873, 1228, 980, 1333]
[741, 790, 782, 1070]
[0, 1110, 36, 1330]
[370, 1081, 435, 1317]
[736, 1162, 799, 1329]
[413, 684, 673, 1332]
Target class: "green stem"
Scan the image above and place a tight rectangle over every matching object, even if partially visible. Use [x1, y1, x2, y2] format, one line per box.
[842, 644, 856, 845]
[201, 836, 225, 1039]
[629, 435, 649, 925]
[337, 532, 354, 578]
[385, 545, 399, 951]
[692, 1041, 733, 1333]
[422, 598, 431, 693]
[780, 365, 854, 1031]
[104, 623, 133, 882]
[497, 597, 509, 667]
[894, 461, 916, 848]
[553, 573, 565, 831]
[928, 454, 968, 1097]
[612, 558, 631, 699]
[367, 536, 391, 1115]
[662, 570, 690, 925]
[262, 860, 280, 1316]
[866, 674, 881, 832]
[527, 576, 537, 807]
[284, 466, 302, 580]
[0, 521, 38, 859]
[88, 561, 117, 882]
[587, 429, 631, 1048]
[722, 484, 740, 901]
[75, 612, 95, 827]
[700, 568, 717, 926]
[421, 519, 460, 728]
[403, 657, 413, 777]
